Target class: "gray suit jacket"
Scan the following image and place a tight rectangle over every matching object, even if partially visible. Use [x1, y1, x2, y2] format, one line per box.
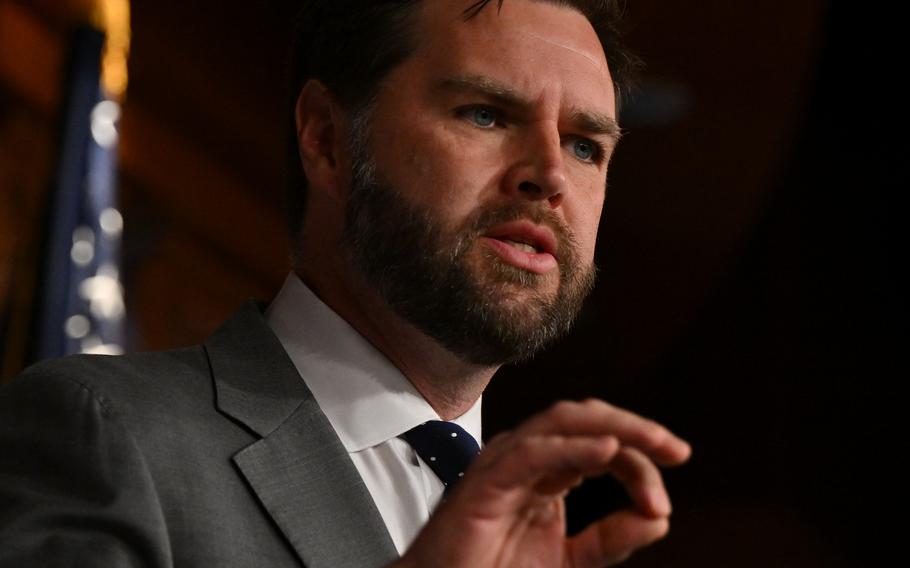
[0, 303, 399, 567]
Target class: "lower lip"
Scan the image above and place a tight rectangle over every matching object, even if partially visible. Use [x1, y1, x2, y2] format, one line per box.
[479, 237, 558, 274]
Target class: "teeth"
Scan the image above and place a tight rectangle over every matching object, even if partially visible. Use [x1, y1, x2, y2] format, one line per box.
[504, 239, 538, 254]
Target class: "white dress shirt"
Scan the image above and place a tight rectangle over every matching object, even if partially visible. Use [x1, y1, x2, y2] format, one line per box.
[266, 273, 482, 554]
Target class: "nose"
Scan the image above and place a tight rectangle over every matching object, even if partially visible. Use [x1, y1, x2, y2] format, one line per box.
[502, 121, 567, 208]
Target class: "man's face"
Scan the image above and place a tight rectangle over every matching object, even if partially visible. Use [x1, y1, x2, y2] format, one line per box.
[343, 0, 618, 365]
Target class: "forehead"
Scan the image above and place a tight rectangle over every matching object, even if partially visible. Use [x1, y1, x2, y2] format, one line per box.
[409, 0, 615, 114]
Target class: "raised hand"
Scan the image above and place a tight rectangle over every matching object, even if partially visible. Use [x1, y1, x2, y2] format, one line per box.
[393, 399, 691, 568]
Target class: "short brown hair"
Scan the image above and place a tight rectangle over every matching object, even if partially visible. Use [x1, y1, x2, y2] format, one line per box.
[286, 0, 638, 240]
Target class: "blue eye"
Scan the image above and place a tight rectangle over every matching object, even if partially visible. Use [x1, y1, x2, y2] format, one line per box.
[466, 106, 497, 128]
[572, 139, 597, 162]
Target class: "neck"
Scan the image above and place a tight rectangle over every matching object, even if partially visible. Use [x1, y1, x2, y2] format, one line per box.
[296, 260, 496, 421]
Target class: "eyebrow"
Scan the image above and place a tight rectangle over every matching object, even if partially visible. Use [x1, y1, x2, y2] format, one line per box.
[568, 109, 623, 142]
[435, 74, 623, 142]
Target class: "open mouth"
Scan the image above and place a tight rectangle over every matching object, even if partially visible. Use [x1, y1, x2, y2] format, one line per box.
[480, 220, 559, 274]
[484, 220, 557, 256]
[498, 237, 541, 254]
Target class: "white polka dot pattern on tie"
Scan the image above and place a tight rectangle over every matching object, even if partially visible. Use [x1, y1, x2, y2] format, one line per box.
[401, 420, 481, 494]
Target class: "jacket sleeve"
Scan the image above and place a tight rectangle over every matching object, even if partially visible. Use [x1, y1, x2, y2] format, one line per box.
[0, 362, 172, 568]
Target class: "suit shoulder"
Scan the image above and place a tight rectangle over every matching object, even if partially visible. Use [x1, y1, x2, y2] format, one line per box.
[13, 346, 208, 389]
[4, 347, 213, 423]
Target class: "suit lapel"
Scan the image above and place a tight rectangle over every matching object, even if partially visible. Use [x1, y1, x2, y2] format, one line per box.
[206, 302, 398, 568]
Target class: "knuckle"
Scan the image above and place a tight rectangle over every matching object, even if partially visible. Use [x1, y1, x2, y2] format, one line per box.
[582, 397, 611, 413]
[515, 436, 539, 454]
[549, 400, 576, 420]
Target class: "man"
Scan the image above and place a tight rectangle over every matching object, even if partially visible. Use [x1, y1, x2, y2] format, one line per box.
[0, 1, 690, 566]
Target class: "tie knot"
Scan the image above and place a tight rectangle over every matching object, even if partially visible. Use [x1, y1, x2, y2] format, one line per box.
[402, 421, 480, 493]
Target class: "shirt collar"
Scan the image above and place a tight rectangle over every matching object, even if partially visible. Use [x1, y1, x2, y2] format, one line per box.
[266, 273, 482, 452]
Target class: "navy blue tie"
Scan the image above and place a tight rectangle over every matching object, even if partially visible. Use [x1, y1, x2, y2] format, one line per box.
[402, 420, 481, 494]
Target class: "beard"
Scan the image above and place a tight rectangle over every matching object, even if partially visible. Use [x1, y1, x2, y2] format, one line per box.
[341, 126, 597, 366]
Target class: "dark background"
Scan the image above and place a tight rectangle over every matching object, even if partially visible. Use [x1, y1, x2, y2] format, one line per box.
[1, 1, 904, 565]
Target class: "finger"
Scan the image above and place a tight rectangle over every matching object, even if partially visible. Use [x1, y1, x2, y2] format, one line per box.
[519, 399, 691, 467]
[463, 435, 619, 513]
[566, 509, 670, 568]
[534, 468, 584, 496]
[607, 447, 671, 517]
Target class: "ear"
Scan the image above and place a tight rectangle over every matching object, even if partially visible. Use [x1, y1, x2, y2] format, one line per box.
[295, 79, 346, 201]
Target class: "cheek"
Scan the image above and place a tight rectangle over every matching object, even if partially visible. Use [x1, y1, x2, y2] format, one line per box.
[565, 181, 605, 261]
[379, 122, 502, 222]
